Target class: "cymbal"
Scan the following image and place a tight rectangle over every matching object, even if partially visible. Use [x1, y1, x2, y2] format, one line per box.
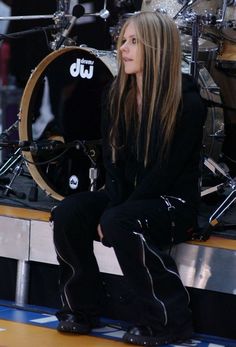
[181, 34, 218, 52]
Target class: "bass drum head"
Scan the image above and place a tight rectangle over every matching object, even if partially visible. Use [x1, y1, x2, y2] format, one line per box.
[19, 47, 117, 201]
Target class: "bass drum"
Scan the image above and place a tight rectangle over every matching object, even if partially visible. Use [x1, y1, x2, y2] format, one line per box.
[182, 59, 224, 160]
[19, 46, 117, 201]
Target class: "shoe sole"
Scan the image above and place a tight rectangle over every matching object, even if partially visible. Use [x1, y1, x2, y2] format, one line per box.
[123, 328, 193, 346]
[57, 321, 91, 334]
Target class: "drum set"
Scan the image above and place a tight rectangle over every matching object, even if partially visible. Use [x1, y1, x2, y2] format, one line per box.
[0, 0, 236, 227]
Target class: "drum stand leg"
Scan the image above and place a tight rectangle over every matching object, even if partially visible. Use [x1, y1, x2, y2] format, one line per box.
[199, 156, 236, 238]
[209, 186, 236, 228]
[0, 148, 27, 199]
[201, 155, 232, 197]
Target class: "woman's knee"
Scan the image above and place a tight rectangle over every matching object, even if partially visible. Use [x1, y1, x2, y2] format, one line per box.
[100, 205, 130, 241]
[52, 196, 79, 225]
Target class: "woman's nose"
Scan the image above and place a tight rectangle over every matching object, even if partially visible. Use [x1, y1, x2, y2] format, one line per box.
[120, 42, 128, 52]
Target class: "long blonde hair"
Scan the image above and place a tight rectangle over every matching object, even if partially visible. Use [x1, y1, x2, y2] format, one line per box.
[109, 11, 182, 166]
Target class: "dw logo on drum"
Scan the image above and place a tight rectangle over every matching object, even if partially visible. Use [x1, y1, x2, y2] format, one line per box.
[69, 175, 79, 190]
[70, 58, 95, 79]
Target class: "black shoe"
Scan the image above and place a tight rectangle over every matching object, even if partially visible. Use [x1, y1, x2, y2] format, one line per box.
[56, 312, 100, 334]
[122, 324, 193, 346]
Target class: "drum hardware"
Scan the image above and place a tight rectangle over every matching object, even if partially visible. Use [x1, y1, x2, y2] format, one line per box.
[0, 147, 27, 199]
[197, 152, 236, 239]
[0, 157, 26, 199]
[189, 15, 201, 81]
[78, 140, 101, 192]
[54, 4, 85, 50]
[0, 11, 111, 22]
[20, 139, 101, 193]
[0, 120, 31, 199]
[99, 0, 110, 21]
[0, 1, 110, 50]
[210, 190, 236, 227]
[0, 138, 96, 199]
[0, 120, 20, 179]
[57, 0, 70, 14]
[0, 24, 59, 41]
[0, 5, 110, 22]
[173, 0, 198, 20]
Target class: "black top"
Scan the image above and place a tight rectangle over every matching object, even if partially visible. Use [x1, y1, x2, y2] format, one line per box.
[102, 74, 207, 209]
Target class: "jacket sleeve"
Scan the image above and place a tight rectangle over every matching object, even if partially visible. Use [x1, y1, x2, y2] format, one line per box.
[127, 88, 207, 201]
[101, 85, 127, 205]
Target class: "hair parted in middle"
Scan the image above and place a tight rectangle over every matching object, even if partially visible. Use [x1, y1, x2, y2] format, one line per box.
[109, 11, 182, 166]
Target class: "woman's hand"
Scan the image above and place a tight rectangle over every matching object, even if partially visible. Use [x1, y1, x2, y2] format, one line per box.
[97, 224, 104, 242]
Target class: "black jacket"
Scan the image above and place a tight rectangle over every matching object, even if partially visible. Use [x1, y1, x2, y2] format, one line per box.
[102, 74, 207, 209]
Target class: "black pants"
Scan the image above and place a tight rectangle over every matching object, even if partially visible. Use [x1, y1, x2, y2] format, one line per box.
[52, 190, 195, 329]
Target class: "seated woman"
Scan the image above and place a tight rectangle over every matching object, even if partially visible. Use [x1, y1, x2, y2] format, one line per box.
[52, 10, 207, 346]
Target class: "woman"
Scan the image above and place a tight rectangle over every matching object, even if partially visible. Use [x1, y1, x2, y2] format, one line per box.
[52, 11, 206, 346]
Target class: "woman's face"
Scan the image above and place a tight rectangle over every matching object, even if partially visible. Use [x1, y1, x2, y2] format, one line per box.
[119, 21, 143, 77]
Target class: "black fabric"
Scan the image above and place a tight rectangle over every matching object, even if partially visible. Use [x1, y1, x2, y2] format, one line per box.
[52, 189, 194, 328]
[52, 73, 206, 331]
[102, 74, 207, 210]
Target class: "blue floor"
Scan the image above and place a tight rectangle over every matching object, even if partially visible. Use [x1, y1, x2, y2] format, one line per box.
[0, 300, 236, 347]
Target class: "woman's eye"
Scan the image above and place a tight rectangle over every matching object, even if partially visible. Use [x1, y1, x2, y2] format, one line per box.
[121, 39, 126, 45]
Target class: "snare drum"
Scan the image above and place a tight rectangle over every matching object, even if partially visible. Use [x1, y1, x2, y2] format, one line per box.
[19, 46, 117, 201]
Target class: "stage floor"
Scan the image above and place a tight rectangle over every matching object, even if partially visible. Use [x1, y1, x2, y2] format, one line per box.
[0, 301, 236, 347]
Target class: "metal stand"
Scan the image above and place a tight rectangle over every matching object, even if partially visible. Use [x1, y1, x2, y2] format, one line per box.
[15, 260, 30, 306]
[80, 140, 100, 192]
[209, 187, 236, 227]
[0, 145, 27, 198]
[0, 158, 26, 199]
[203, 156, 236, 227]
[190, 15, 200, 82]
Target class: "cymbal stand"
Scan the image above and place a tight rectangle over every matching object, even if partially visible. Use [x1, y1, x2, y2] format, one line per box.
[190, 15, 200, 82]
